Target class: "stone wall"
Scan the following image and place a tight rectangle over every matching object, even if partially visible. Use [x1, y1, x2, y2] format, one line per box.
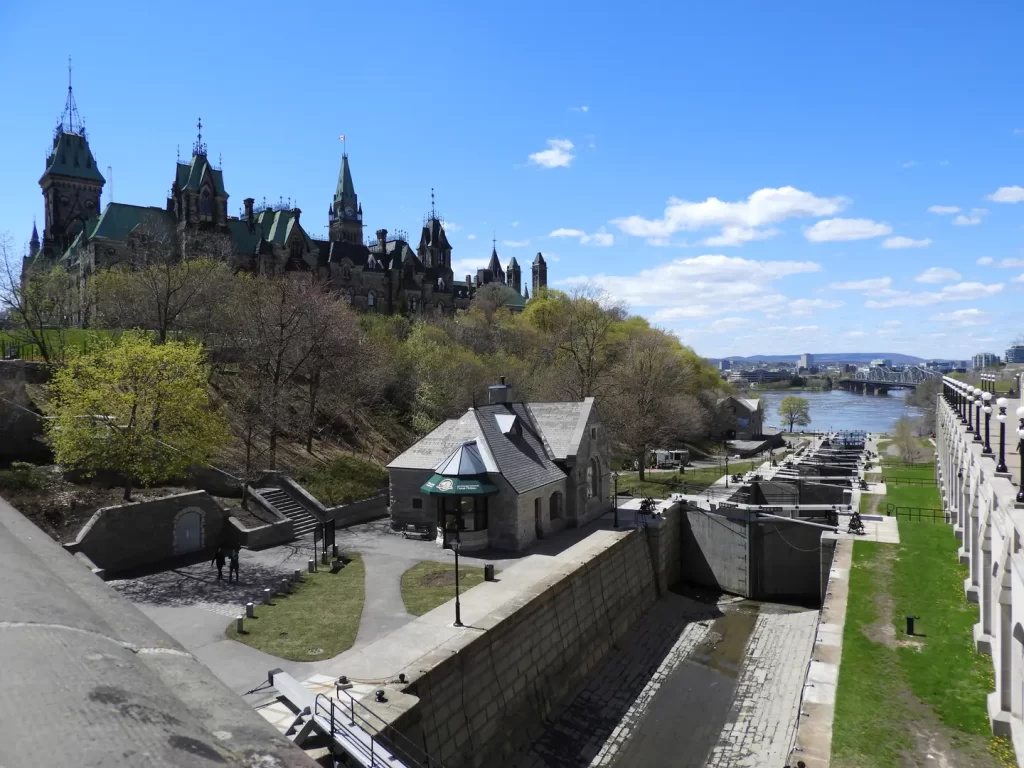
[752, 518, 826, 601]
[681, 504, 751, 595]
[0, 359, 50, 462]
[391, 529, 658, 767]
[63, 491, 228, 575]
[645, 500, 683, 593]
[226, 515, 294, 550]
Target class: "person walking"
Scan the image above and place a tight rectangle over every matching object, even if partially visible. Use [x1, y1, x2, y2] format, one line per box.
[213, 547, 226, 580]
[229, 547, 240, 583]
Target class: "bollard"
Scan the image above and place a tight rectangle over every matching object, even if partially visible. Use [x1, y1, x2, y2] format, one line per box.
[906, 615, 917, 636]
[321, 551, 329, 565]
[246, 602, 255, 619]
[293, 569, 302, 584]
[484, 564, 495, 582]
[333, 544, 339, 558]
[282, 578, 292, 594]
[263, 588, 272, 605]
[308, 558, 316, 574]
[236, 616, 244, 633]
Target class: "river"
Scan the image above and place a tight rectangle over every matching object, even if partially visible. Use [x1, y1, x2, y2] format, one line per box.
[756, 389, 925, 434]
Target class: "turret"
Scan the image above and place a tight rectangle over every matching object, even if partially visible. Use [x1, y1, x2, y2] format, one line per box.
[532, 252, 547, 294]
[506, 255, 521, 294]
[29, 221, 40, 259]
[330, 152, 362, 243]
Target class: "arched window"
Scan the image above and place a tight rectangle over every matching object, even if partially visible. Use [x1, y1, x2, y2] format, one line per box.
[590, 458, 600, 500]
[367, 290, 376, 310]
[437, 277, 445, 291]
[409, 295, 419, 312]
[586, 465, 593, 499]
[199, 189, 213, 216]
[549, 491, 562, 520]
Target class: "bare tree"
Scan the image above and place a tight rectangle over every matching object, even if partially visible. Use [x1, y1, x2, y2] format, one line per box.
[893, 416, 925, 465]
[0, 232, 77, 362]
[554, 285, 627, 401]
[92, 225, 234, 343]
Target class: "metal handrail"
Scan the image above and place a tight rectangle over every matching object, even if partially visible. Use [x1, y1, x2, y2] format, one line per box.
[314, 691, 445, 768]
[885, 503, 945, 521]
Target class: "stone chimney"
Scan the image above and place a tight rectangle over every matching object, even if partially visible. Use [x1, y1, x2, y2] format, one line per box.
[488, 376, 512, 405]
[244, 198, 254, 232]
[465, 274, 472, 289]
[376, 228, 388, 252]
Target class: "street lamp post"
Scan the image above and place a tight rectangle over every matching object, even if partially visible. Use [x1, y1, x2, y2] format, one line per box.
[451, 533, 463, 627]
[1017, 407, 1024, 505]
[612, 470, 619, 529]
[996, 398, 1009, 473]
[974, 388, 983, 442]
[967, 391, 975, 432]
[724, 440, 730, 488]
[983, 391, 993, 454]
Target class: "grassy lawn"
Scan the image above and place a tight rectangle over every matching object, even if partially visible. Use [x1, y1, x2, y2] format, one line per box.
[296, 455, 388, 506]
[832, 484, 1015, 767]
[225, 554, 365, 661]
[615, 460, 762, 499]
[400, 560, 487, 616]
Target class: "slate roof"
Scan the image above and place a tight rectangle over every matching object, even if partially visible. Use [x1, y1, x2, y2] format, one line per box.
[335, 154, 356, 202]
[40, 130, 105, 184]
[390, 398, 595, 494]
[525, 400, 593, 460]
[474, 403, 566, 493]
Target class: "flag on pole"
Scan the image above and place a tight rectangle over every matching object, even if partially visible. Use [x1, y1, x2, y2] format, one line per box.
[338, 135, 345, 141]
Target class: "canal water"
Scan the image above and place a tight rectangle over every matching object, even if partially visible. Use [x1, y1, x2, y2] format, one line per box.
[757, 388, 924, 434]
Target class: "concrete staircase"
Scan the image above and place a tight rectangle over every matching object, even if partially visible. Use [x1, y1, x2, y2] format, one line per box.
[258, 487, 321, 537]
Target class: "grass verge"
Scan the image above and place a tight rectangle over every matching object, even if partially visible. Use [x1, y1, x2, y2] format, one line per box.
[400, 560, 487, 616]
[226, 554, 365, 661]
[296, 456, 388, 506]
[615, 460, 761, 499]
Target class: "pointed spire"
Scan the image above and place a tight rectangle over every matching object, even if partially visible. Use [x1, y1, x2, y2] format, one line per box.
[30, 219, 39, 245]
[58, 55, 84, 136]
[193, 117, 206, 156]
[335, 152, 356, 203]
[523, 285, 530, 300]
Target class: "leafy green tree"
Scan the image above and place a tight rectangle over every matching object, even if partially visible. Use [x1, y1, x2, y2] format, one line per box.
[778, 395, 811, 432]
[47, 332, 229, 500]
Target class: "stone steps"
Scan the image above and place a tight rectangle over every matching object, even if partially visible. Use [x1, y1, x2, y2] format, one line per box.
[260, 487, 320, 536]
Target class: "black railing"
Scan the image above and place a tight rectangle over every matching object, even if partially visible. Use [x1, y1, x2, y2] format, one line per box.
[314, 691, 444, 768]
[886, 504, 946, 522]
[882, 476, 937, 487]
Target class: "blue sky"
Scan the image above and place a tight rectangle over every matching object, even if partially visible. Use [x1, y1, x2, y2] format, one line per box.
[3, 1, 1024, 360]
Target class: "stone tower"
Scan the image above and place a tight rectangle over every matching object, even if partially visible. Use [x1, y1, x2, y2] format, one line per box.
[28, 221, 40, 260]
[487, 245, 504, 284]
[329, 153, 362, 244]
[416, 191, 453, 272]
[39, 64, 105, 260]
[506, 255, 521, 294]
[532, 252, 547, 294]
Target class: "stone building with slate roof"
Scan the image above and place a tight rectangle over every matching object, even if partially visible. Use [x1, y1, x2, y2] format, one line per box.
[387, 379, 608, 551]
[25, 77, 546, 319]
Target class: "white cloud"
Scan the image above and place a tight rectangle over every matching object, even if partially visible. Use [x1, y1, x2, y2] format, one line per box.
[804, 218, 892, 242]
[902, 160, 917, 168]
[711, 317, 746, 332]
[1014, 128, 1024, 135]
[865, 281, 1004, 308]
[953, 208, 987, 226]
[883, 236, 932, 249]
[569, 105, 589, 113]
[829, 277, 893, 292]
[987, 186, 1024, 203]
[915, 267, 962, 283]
[451, 257, 489, 274]
[702, 226, 780, 247]
[928, 205, 960, 215]
[977, 256, 993, 265]
[1012, 273, 1024, 283]
[612, 186, 846, 242]
[503, 239, 529, 248]
[528, 138, 575, 169]
[997, 258, 1024, 268]
[932, 308, 992, 327]
[444, 221, 462, 232]
[846, 330, 867, 337]
[511, 221, 520, 228]
[549, 227, 613, 246]
[789, 298, 844, 316]
[559, 253, 820, 318]
[884, 320, 902, 327]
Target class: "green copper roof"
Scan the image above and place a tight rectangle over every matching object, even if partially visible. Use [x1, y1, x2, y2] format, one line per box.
[40, 131, 105, 185]
[175, 154, 227, 196]
[334, 154, 355, 202]
[87, 203, 174, 242]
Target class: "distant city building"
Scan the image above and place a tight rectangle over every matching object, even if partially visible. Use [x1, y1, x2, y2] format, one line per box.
[926, 360, 955, 373]
[799, 353, 814, 370]
[1006, 345, 1024, 364]
[869, 358, 893, 368]
[972, 352, 1000, 370]
[727, 369, 790, 385]
[719, 359, 731, 372]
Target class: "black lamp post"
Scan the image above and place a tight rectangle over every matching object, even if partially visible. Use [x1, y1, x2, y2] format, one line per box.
[960, 385, 968, 423]
[724, 440, 730, 488]
[996, 398, 1009, 473]
[982, 391, 993, 454]
[612, 470, 619, 528]
[967, 391, 975, 432]
[451, 532, 463, 627]
[974, 388, 983, 442]
[1017, 407, 1024, 505]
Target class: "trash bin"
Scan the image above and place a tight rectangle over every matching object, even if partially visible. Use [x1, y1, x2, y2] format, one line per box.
[484, 564, 495, 582]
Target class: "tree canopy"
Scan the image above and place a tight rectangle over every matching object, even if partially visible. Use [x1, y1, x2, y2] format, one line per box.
[46, 332, 229, 499]
[778, 395, 812, 432]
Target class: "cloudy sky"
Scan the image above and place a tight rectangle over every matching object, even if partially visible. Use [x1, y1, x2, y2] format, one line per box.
[2, 1, 1023, 360]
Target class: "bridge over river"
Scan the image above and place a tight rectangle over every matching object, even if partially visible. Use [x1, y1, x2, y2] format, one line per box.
[837, 364, 939, 395]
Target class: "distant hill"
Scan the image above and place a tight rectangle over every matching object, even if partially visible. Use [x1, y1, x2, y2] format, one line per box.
[710, 352, 926, 365]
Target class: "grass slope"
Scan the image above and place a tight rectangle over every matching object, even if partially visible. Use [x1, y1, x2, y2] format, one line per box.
[226, 554, 365, 661]
[400, 561, 486, 616]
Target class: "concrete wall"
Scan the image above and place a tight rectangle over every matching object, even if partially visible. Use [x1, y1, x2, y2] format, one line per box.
[329, 493, 388, 527]
[226, 515, 294, 550]
[752, 518, 825, 602]
[391, 529, 658, 768]
[63, 491, 228, 575]
[752, 481, 799, 505]
[681, 505, 750, 596]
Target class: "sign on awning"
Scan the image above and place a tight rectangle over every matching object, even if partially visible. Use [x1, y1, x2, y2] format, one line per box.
[420, 474, 498, 495]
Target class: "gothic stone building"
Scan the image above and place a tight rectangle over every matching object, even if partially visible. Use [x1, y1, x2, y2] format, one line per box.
[25, 83, 547, 319]
[387, 379, 609, 552]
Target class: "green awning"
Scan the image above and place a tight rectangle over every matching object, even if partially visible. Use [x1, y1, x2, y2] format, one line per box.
[421, 474, 498, 495]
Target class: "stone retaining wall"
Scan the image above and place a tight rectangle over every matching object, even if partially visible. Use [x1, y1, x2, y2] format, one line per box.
[392, 528, 659, 767]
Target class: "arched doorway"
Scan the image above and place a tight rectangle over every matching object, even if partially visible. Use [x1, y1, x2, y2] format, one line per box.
[549, 491, 562, 521]
[173, 509, 203, 555]
[590, 458, 600, 500]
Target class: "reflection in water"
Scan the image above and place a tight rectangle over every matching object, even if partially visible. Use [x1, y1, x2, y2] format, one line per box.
[757, 388, 925, 434]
